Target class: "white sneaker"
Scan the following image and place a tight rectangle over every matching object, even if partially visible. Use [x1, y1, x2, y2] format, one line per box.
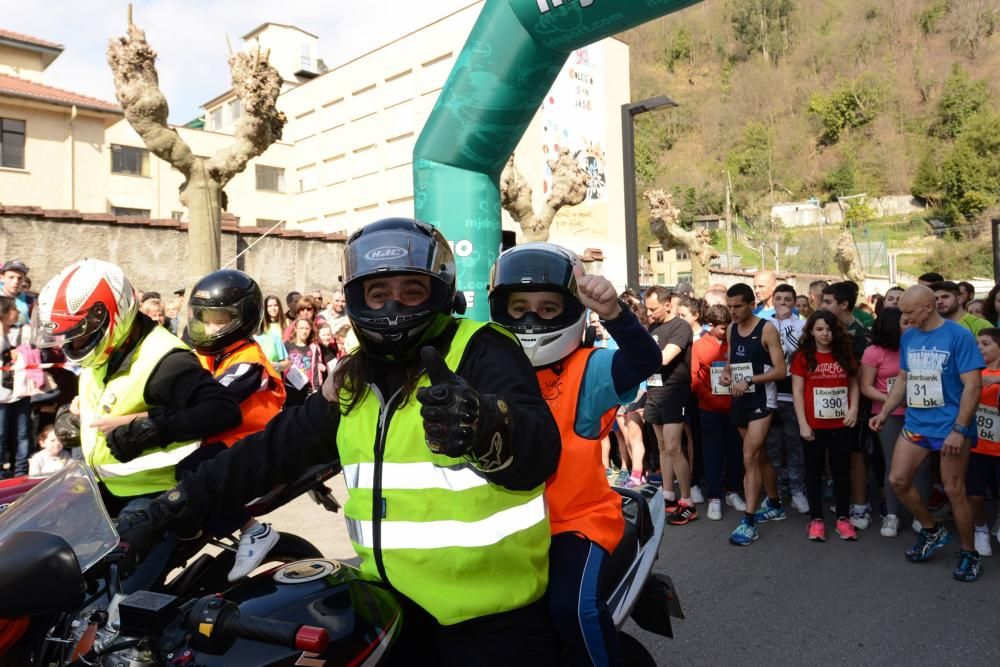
[725, 492, 747, 512]
[975, 526, 993, 557]
[880, 514, 899, 537]
[690, 485, 705, 504]
[228, 523, 280, 582]
[849, 505, 871, 530]
[707, 499, 723, 521]
[790, 493, 809, 514]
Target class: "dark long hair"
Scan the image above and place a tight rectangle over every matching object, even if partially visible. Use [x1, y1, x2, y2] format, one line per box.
[798, 310, 857, 377]
[984, 284, 1000, 326]
[871, 308, 902, 351]
[261, 294, 286, 331]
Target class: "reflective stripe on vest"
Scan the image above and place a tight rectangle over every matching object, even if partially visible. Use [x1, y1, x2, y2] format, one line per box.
[337, 319, 550, 626]
[80, 326, 199, 497]
[198, 340, 285, 446]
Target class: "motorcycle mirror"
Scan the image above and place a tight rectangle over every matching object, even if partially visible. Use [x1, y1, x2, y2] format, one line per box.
[0, 531, 86, 616]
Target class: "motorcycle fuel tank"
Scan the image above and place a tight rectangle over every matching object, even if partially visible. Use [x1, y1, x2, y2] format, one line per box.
[172, 559, 402, 666]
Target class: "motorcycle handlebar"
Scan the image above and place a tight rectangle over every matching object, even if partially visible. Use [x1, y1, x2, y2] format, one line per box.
[186, 597, 329, 654]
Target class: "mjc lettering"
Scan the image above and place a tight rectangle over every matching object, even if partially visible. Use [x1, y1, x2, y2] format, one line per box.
[537, 0, 597, 13]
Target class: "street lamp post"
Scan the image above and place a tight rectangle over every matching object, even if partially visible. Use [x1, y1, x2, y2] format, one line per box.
[622, 95, 678, 291]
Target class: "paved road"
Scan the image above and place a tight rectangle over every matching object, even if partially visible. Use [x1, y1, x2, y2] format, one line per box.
[625, 504, 1000, 666]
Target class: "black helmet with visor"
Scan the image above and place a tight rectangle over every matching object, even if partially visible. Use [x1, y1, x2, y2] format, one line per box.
[187, 269, 263, 355]
[343, 218, 463, 360]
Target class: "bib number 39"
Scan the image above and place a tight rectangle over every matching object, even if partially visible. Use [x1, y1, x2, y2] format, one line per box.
[977, 405, 999, 442]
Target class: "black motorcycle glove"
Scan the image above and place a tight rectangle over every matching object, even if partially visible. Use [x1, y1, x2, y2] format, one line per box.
[416, 346, 514, 472]
[107, 416, 162, 463]
[115, 484, 195, 554]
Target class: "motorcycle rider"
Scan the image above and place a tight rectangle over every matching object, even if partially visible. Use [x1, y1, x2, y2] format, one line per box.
[33, 259, 242, 514]
[488, 243, 661, 666]
[117, 218, 563, 664]
[184, 269, 287, 580]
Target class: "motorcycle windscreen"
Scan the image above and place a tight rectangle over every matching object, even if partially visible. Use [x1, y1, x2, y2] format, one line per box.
[0, 461, 118, 573]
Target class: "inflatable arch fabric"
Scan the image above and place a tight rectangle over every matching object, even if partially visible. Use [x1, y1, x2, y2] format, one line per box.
[413, 0, 701, 318]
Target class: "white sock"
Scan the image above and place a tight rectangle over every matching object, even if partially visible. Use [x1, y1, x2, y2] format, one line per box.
[242, 520, 266, 537]
[663, 490, 676, 501]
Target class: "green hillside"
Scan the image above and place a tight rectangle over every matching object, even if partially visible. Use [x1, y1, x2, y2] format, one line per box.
[617, 0, 1000, 277]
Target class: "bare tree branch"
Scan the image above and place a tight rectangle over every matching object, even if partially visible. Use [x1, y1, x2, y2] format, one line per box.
[500, 149, 589, 242]
[645, 189, 718, 292]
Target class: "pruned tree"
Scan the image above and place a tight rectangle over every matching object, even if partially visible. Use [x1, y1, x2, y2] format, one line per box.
[644, 189, 718, 293]
[107, 9, 286, 284]
[500, 148, 589, 242]
[834, 230, 866, 288]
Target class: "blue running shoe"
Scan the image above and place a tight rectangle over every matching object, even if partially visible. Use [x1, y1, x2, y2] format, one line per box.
[905, 525, 951, 562]
[953, 550, 983, 582]
[754, 498, 787, 523]
[729, 516, 759, 546]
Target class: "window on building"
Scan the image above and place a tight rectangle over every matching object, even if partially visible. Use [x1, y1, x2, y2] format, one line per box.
[210, 107, 224, 130]
[171, 211, 184, 221]
[0, 118, 25, 169]
[656, 274, 665, 284]
[112, 207, 150, 218]
[228, 99, 242, 124]
[656, 250, 664, 262]
[255, 165, 284, 192]
[301, 43, 312, 69]
[111, 145, 149, 176]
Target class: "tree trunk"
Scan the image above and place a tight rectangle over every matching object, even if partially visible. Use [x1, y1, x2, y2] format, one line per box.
[500, 149, 589, 243]
[179, 164, 223, 280]
[835, 230, 866, 289]
[644, 190, 718, 294]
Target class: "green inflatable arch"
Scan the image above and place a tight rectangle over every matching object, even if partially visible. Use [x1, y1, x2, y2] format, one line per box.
[413, 0, 700, 319]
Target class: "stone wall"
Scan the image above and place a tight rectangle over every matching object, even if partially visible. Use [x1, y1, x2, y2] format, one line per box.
[0, 206, 346, 299]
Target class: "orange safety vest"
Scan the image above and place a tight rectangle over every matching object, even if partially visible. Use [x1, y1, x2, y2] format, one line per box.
[198, 339, 286, 446]
[538, 346, 624, 554]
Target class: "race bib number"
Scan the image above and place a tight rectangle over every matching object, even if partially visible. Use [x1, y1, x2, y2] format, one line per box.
[976, 405, 1000, 442]
[647, 373, 663, 388]
[710, 362, 730, 395]
[907, 370, 944, 408]
[730, 363, 755, 393]
[813, 386, 848, 420]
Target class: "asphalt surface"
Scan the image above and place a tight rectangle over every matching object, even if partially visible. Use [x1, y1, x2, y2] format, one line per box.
[624, 503, 1000, 666]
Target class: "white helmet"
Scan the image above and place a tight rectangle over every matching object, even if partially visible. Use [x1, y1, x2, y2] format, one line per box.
[33, 259, 138, 368]
[488, 243, 586, 367]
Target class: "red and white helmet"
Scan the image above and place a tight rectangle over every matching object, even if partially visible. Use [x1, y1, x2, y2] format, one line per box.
[33, 259, 138, 368]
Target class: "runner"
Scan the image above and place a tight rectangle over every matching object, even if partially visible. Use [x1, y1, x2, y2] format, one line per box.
[643, 286, 697, 525]
[870, 285, 985, 582]
[719, 283, 787, 545]
[969, 328, 1000, 557]
[765, 284, 808, 514]
[690, 304, 745, 520]
[791, 311, 860, 542]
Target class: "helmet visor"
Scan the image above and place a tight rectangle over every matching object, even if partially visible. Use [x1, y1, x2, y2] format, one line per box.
[188, 305, 242, 347]
[32, 302, 108, 351]
[490, 246, 578, 293]
[343, 229, 455, 286]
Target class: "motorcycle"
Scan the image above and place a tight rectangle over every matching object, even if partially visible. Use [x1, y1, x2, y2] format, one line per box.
[0, 465, 681, 665]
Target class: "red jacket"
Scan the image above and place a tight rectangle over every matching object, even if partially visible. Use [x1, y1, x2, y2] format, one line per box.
[691, 335, 731, 414]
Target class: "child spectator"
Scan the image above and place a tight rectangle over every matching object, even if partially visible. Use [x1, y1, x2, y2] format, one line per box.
[28, 424, 72, 477]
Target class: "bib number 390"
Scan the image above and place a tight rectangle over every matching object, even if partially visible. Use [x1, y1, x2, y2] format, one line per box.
[813, 386, 847, 420]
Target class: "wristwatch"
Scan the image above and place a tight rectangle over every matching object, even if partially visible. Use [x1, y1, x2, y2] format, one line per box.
[744, 376, 754, 387]
[952, 423, 970, 437]
[599, 298, 630, 325]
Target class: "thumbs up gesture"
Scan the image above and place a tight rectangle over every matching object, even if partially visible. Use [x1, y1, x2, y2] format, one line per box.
[573, 264, 621, 319]
[416, 346, 512, 466]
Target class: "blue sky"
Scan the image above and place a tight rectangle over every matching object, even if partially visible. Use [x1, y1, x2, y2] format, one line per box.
[5, 0, 475, 123]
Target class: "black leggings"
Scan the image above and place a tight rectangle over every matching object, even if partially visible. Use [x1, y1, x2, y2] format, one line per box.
[803, 427, 851, 520]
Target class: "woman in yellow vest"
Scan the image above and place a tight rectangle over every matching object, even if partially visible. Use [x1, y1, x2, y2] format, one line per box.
[33, 259, 242, 515]
[184, 268, 287, 581]
[116, 219, 564, 665]
[489, 244, 661, 666]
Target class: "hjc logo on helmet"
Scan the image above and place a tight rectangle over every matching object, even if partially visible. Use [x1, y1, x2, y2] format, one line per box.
[364, 247, 408, 262]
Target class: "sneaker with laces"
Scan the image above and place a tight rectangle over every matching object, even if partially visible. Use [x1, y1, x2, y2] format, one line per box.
[228, 523, 280, 582]
[905, 524, 951, 562]
[807, 519, 826, 542]
[849, 505, 871, 530]
[953, 550, 983, 582]
[614, 469, 630, 487]
[729, 516, 758, 546]
[754, 499, 786, 523]
[790, 492, 809, 514]
[880, 514, 900, 538]
[707, 499, 723, 521]
[690, 485, 705, 504]
[835, 517, 858, 541]
[974, 526, 992, 557]
[663, 495, 680, 512]
[668, 501, 698, 525]
[622, 475, 644, 490]
[725, 492, 747, 512]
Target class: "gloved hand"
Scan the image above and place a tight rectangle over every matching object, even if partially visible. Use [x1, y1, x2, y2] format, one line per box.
[115, 484, 194, 554]
[416, 346, 514, 471]
[107, 417, 161, 463]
